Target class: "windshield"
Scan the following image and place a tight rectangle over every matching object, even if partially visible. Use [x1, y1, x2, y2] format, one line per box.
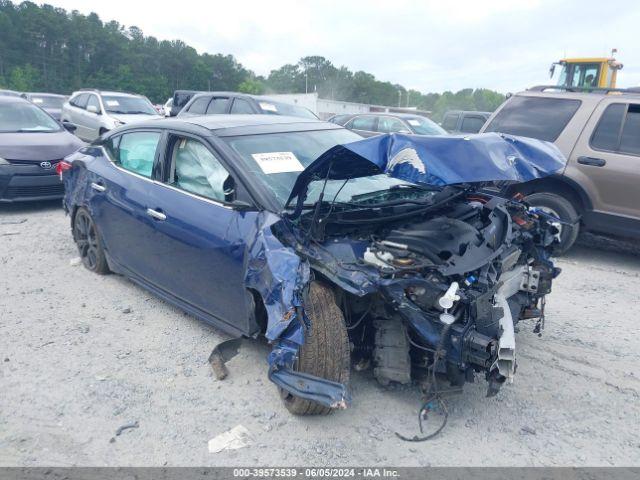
[102, 95, 158, 115]
[30, 95, 66, 109]
[225, 128, 427, 208]
[0, 101, 61, 133]
[405, 116, 447, 135]
[257, 100, 318, 119]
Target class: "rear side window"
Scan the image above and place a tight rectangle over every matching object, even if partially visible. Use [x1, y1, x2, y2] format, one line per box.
[619, 105, 640, 155]
[485, 96, 581, 142]
[71, 94, 89, 109]
[207, 98, 229, 114]
[349, 116, 376, 131]
[460, 115, 486, 133]
[442, 114, 458, 131]
[591, 104, 625, 151]
[230, 98, 254, 114]
[112, 131, 161, 178]
[187, 97, 211, 115]
[591, 103, 640, 156]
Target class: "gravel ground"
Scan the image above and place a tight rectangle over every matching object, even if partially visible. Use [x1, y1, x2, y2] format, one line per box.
[1, 200, 639, 467]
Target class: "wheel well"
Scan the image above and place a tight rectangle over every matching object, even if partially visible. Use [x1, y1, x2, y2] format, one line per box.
[248, 288, 268, 335]
[505, 177, 590, 214]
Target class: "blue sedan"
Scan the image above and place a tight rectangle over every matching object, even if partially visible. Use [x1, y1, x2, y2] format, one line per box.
[61, 115, 561, 418]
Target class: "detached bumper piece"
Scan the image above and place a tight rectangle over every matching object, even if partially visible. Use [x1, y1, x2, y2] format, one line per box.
[269, 367, 351, 410]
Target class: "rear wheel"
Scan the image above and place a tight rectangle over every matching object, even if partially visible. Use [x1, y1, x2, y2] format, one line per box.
[526, 192, 580, 254]
[281, 281, 350, 415]
[73, 207, 109, 274]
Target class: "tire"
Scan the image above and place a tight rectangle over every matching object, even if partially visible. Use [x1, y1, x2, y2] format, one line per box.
[73, 207, 110, 274]
[281, 281, 350, 415]
[526, 192, 580, 255]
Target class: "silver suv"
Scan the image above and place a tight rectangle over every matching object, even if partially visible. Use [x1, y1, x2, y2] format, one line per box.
[481, 86, 640, 253]
[61, 89, 160, 141]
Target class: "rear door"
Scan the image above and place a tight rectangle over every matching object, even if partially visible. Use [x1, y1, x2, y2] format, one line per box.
[84, 94, 103, 140]
[87, 129, 165, 279]
[68, 94, 90, 140]
[569, 99, 640, 222]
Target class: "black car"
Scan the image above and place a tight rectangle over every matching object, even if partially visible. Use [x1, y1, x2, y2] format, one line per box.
[177, 92, 318, 120]
[21, 92, 68, 121]
[0, 96, 84, 202]
[329, 112, 446, 137]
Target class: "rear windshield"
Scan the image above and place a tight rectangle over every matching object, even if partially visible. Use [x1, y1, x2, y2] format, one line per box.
[30, 95, 66, 108]
[484, 96, 581, 142]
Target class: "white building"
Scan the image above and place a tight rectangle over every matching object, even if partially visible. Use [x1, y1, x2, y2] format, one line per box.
[262, 92, 431, 120]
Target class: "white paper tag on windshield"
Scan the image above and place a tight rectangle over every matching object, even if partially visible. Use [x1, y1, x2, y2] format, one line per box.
[252, 152, 304, 174]
[407, 119, 420, 126]
[106, 100, 120, 107]
[32, 98, 44, 104]
[259, 102, 278, 112]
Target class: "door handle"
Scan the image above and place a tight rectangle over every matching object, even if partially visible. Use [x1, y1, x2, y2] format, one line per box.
[577, 156, 606, 167]
[146, 208, 167, 221]
[91, 182, 106, 192]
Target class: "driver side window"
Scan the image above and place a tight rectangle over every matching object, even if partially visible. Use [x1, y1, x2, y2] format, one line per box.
[168, 137, 232, 203]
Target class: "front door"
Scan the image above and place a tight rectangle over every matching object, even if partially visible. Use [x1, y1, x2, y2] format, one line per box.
[143, 133, 256, 332]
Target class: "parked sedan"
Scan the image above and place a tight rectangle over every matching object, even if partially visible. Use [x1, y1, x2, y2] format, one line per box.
[0, 96, 83, 202]
[177, 92, 318, 119]
[60, 115, 562, 416]
[21, 92, 68, 121]
[329, 112, 446, 137]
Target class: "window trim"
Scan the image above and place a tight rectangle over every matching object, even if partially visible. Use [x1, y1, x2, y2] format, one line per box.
[207, 96, 230, 114]
[589, 102, 640, 157]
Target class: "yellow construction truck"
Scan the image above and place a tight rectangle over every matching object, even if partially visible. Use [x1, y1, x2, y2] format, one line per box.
[550, 50, 623, 89]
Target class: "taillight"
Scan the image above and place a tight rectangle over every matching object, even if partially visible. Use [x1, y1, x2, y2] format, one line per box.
[55, 160, 72, 179]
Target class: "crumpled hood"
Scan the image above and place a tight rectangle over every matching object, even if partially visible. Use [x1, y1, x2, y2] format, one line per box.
[287, 132, 566, 205]
[0, 130, 85, 161]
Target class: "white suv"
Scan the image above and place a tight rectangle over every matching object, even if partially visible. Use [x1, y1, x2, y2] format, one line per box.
[61, 90, 160, 141]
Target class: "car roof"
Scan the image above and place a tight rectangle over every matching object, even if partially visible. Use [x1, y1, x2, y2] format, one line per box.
[25, 92, 66, 98]
[0, 95, 31, 105]
[116, 114, 342, 137]
[515, 87, 640, 102]
[72, 90, 143, 98]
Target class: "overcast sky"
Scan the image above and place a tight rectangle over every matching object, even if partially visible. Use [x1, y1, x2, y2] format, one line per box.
[43, 0, 640, 94]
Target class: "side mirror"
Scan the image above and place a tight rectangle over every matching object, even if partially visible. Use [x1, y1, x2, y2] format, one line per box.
[87, 105, 100, 114]
[61, 121, 77, 133]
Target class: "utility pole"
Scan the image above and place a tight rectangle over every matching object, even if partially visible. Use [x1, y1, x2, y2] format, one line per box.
[305, 71, 308, 94]
[398, 89, 402, 107]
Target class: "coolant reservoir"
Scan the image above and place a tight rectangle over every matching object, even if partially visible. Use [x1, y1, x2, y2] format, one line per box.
[438, 282, 460, 310]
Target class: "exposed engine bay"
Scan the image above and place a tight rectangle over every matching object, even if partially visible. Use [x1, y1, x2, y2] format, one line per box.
[286, 185, 560, 398]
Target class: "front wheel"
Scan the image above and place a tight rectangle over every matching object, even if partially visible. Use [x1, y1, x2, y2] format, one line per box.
[281, 281, 350, 415]
[73, 207, 110, 274]
[526, 192, 580, 255]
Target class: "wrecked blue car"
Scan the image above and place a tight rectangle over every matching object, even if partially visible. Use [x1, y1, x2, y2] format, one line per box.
[61, 115, 563, 415]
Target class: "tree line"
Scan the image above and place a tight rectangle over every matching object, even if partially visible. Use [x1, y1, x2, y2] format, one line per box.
[0, 1, 505, 120]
